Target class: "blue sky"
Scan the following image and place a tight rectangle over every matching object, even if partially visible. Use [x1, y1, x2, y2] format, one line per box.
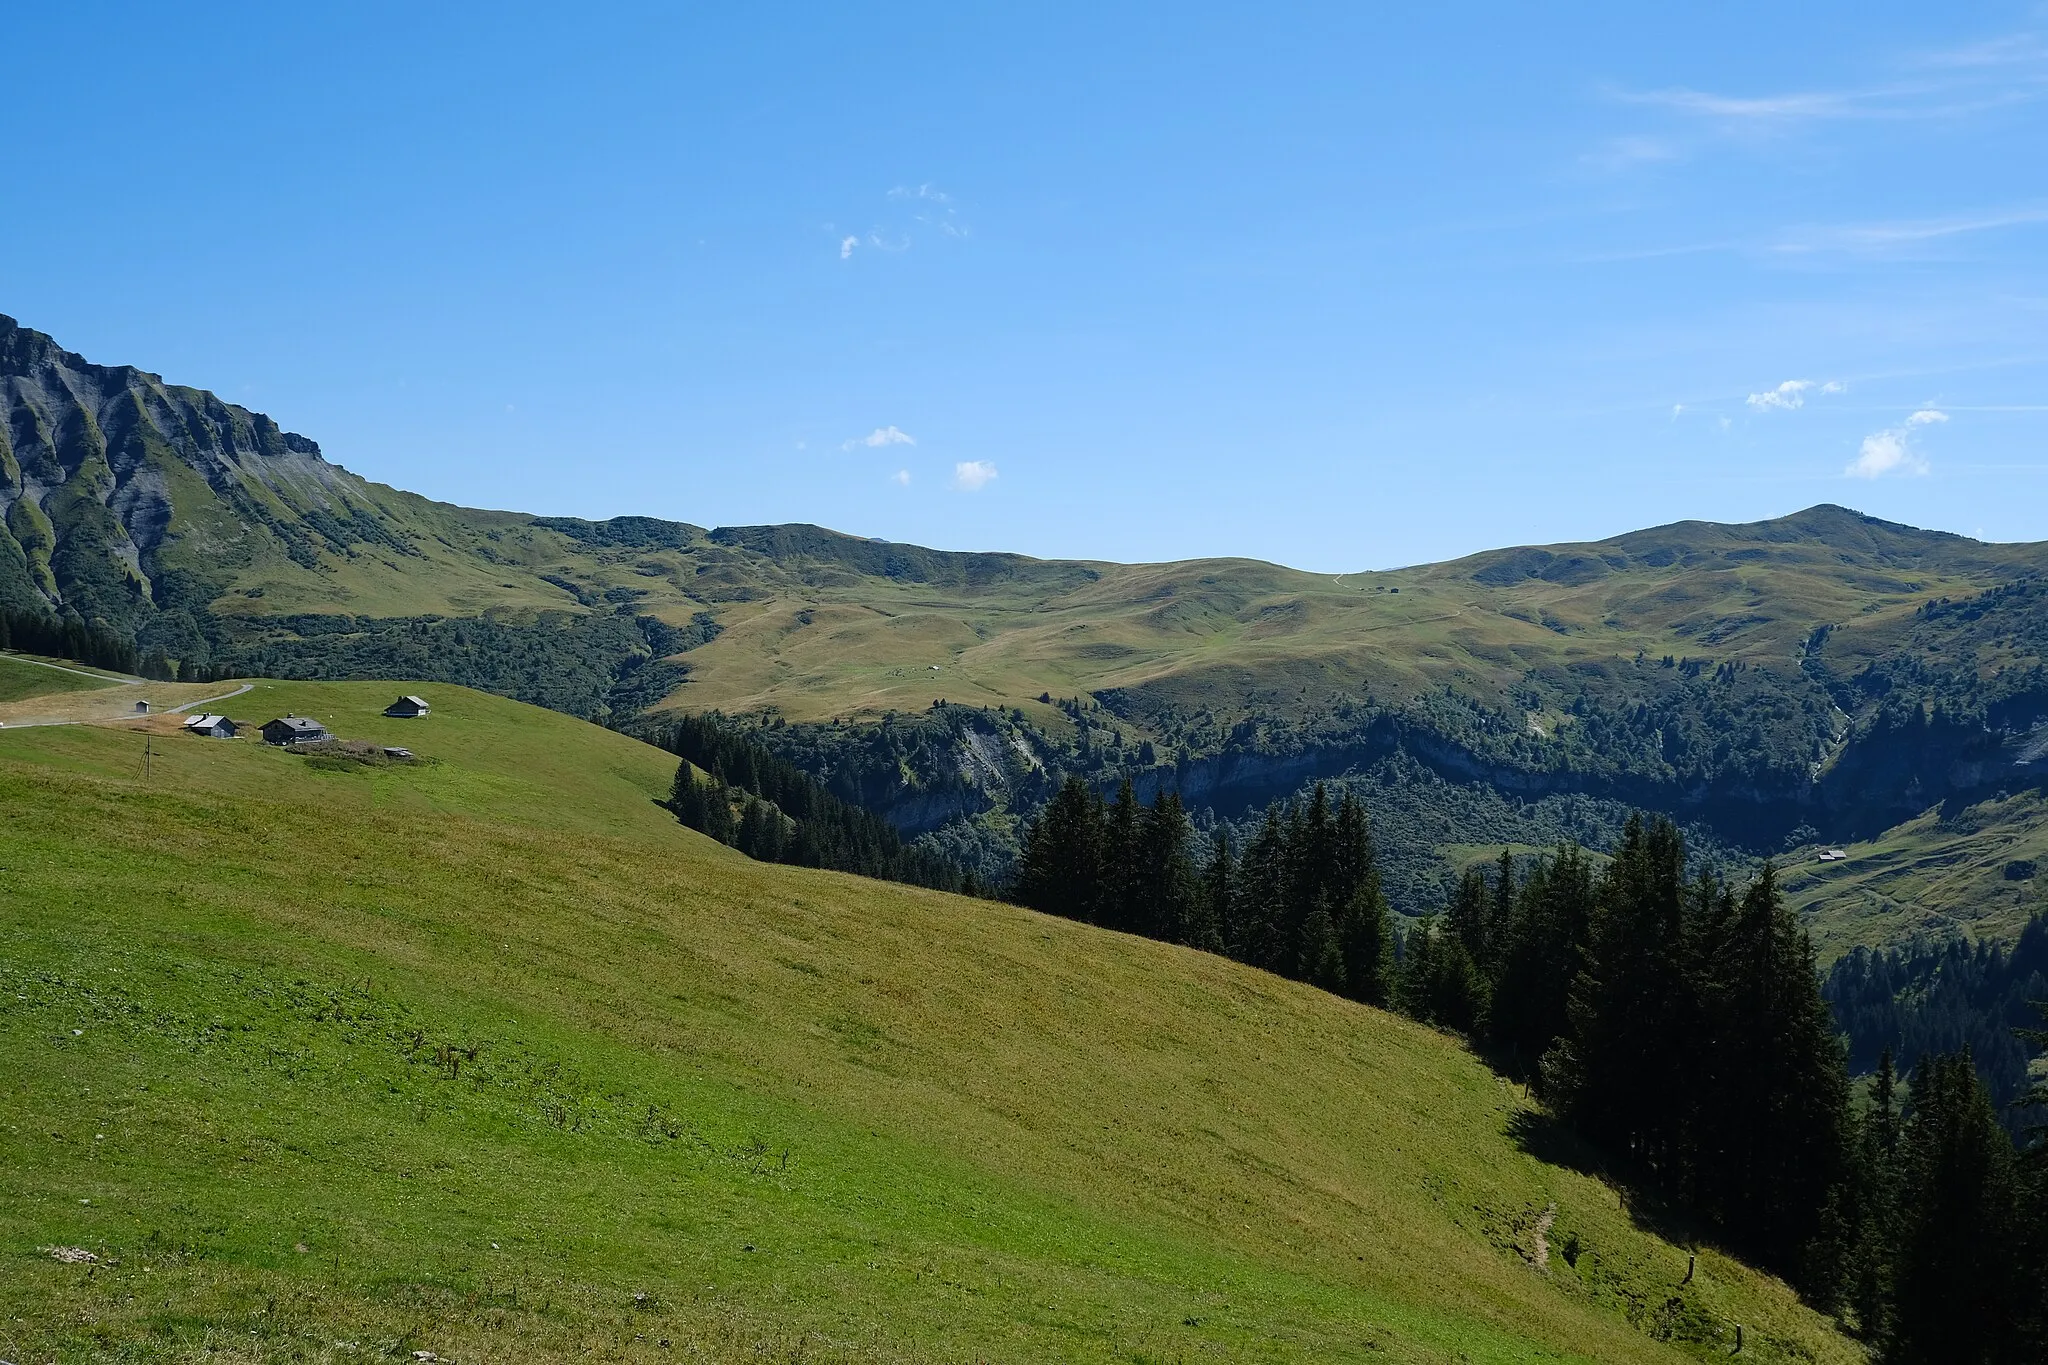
[5, 4, 2047, 571]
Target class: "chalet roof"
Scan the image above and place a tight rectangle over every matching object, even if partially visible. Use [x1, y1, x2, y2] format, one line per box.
[265, 715, 327, 733]
[183, 714, 229, 729]
[399, 695, 428, 707]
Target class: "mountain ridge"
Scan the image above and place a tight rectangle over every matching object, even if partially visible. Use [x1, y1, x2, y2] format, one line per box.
[7, 311, 2047, 932]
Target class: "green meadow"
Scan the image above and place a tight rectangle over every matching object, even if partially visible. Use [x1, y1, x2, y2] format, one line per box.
[1, 681, 1854, 1363]
[0, 652, 125, 704]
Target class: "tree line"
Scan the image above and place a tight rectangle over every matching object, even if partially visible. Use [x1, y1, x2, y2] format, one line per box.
[1013, 777, 1397, 1003]
[0, 605, 141, 675]
[1013, 784, 2047, 1358]
[652, 712, 973, 894]
[1825, 910, 2048, 1133]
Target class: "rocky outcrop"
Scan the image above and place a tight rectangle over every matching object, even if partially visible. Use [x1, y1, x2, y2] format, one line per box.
[0, 314, 409, 635]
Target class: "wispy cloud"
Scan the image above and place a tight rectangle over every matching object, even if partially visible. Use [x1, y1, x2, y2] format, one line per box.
[1595, 31, 2048, 170]
[1746, 379, 1844, 411]
[891, 468, 911, 486]
[1915, 31, 2048, 71]
[1772, 206, 2048, 254]
[1582, 135, 1682, 172]
[1615, 86, 1874, 123]
[891, 182, 968, 238]
[839, 235, 859, 260]
[1907, 408, 1949, 426]
[844, 426, 916, 451]
[952, 460, 997, 492]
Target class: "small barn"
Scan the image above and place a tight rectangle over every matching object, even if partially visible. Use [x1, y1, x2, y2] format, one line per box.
[182, 714, 239, 739]
[261, 715, 330, 746]
[384, 695, 430, 718]
[133, 700, 152, 714]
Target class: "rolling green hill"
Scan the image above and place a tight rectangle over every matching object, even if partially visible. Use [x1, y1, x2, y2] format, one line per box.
[6, 310, 2046, 934]
[0, 680, 1854, 1363]
[0, 652, 126, 703]
[1784, 791, 2048, 960]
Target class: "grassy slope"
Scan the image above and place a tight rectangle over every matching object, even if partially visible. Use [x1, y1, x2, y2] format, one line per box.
[0, 682, 1851, 1364]
[631, 510, 2048, 728]
[1786, 791, 2048, 960]
[179, 481, 2048, 740]
[0, 653, 125, 704]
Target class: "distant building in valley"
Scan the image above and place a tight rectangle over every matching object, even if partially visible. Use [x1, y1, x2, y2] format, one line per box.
[384, 695, 430, 718]
[133, 699, 151, 714]
[1817, 849, 1848, 862]
[260, 716, 330, 746]
[182, 714, 239, 738]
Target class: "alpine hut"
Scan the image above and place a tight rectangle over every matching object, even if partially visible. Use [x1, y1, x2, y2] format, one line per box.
[260, 715, 330, 746]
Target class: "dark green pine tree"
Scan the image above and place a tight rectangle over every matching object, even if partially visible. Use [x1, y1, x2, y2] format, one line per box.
[1544, 815, 1694, 1181]
[1397, 916, 1437, 1021]
[1492, 843, 1595, 1078]
[1336, 866, 1395, 1007]
[2013, 1001, 2048, 1360]
[1332, 790, 1373, 908]
[1694, 864, 1852, 1300]
[1444, 868, 1491, 979]
[1486, 847, 1516, 976]
[1850, 1049, 1903, 1344]
[1298, 893, 1346, 992]
[1399, 916, 1484, 1032]
[1013, 776, 1105, 923]
[1233, 809, 1290, 972]
[1202, 830, 1237, 958]
[1135, 790, 1200, 944]
[1888, 1052, 2023, 1365]
[1101, 779, 1142, 931]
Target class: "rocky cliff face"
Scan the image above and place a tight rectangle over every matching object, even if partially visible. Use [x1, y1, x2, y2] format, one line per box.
[0, 314, 410, 648]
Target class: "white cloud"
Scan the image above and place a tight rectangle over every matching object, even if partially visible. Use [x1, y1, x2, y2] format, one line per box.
[1846, 413, 1943, 479]
[1820, 380, 1847, 394]
[1747, 379, 1814, 411]
[843, 425, 915, 451]
[891, 469, 911, 486]
[952, 460, 997, 492]
[1671, 403, 1685, 418]
[839, 235, 859, 259]
[889, 183, 953, 204]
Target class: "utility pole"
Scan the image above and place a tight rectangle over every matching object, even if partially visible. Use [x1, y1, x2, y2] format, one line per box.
[142, 736, 152, 781]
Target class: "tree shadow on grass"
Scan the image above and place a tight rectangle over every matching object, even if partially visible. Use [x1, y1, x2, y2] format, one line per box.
[1505, 1108, 1710, 1251]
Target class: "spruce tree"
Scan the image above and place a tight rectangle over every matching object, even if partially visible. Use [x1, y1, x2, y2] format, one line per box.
[1299, 894, 1346, 992]
[1889, 1052, 2022, 1365]
[1492, 843, 1594, 1077]
[1338, 871, 1395, 1007]
[1014, 776, 1105, 923]
[1850, 1049, 1903, 1343]
[1102, 779, 1141, 931]
[1136, 791, 1199, 944]
[1545, 815, 1693, 1181]
[1445, 868, 1491, 979]
[1696, 865, 1851, 1299]
[1234, 809, 1289, 971]
[1202, 831, 1237, 958]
